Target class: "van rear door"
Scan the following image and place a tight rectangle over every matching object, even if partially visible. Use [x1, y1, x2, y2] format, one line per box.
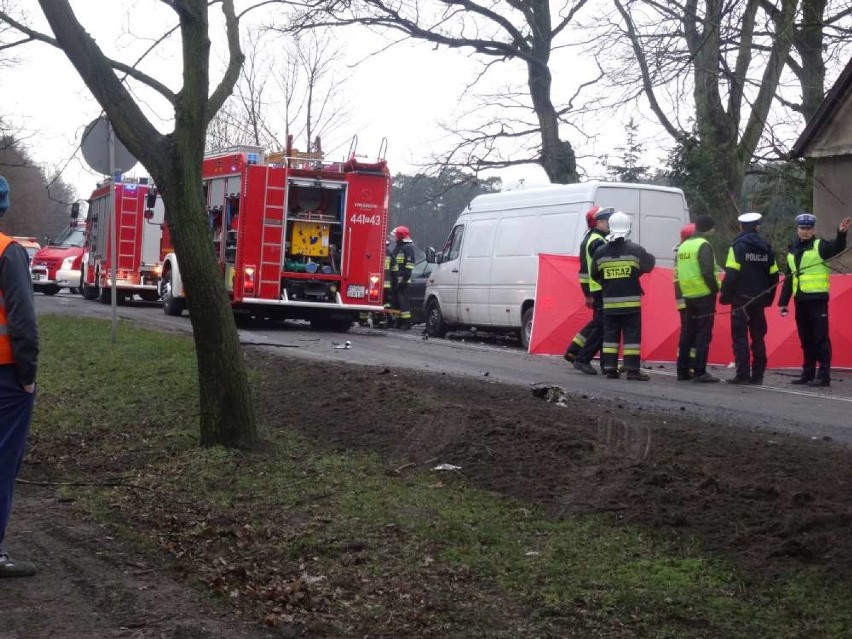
[592, 185, 686, 267]
[636, 189, 687, 267]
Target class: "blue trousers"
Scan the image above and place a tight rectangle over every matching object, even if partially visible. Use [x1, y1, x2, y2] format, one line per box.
[0, 365, 35, 549]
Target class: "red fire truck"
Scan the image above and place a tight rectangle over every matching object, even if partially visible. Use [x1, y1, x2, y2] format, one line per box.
[159, 143, 390, 330]
[80, 177, 166, 303]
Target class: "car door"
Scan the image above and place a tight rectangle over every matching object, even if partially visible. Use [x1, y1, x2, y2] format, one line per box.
[430, 224, 464, 321]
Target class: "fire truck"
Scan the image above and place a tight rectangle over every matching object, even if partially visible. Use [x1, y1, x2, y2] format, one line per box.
[159, 142, 390, 330]
[80, 177, 166, 303]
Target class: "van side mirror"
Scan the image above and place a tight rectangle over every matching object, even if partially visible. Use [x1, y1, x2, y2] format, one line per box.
[426, 246, 436, 263]
[146, 189, 157, 210]
[70, 202, 80, 219]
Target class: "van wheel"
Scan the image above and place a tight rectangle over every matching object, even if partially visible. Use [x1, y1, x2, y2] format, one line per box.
[520, 307, 534, 351]
[425, 299, 448, 338]
[161, 271, 185, 317]
[41, 285, 60, 296]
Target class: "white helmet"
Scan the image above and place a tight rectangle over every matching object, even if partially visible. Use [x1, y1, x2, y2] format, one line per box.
[607, 211, 631, 240]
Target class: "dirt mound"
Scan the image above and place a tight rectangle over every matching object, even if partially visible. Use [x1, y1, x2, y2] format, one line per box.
[255, 351, 852, 580]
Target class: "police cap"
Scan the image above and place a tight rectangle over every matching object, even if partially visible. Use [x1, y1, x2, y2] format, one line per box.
[795, 213, 816, 228]
[737, 212, 762, 225]
[593, 206, 615, 221]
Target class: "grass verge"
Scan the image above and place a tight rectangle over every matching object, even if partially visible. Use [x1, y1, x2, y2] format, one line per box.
[28, 315, 852, 638]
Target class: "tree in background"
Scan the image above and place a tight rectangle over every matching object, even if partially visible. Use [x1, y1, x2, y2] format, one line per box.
[601, 117, 648, 183]
[1, 1, 257, 448]
[207, 27, 352, 158]
[742, 161, 810, 255]
[597, 0, 851, 236]
[284, 0, 594, 184]
[0, 131, 76, 240]
[390, 170, 501, 250]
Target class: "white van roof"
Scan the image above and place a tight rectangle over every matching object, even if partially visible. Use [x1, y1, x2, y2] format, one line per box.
[466, 181, 685, 214]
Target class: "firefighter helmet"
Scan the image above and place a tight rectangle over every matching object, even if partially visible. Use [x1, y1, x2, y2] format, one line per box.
[607, 211, 631, 240]
[392, 226, 411, 241]
[585, 206, 600, 229]
[680, 223, 696, 242]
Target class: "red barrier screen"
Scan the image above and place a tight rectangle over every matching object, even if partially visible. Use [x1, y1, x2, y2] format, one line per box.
[530, 254, 852, 369]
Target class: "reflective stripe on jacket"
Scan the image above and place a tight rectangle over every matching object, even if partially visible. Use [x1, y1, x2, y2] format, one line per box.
[787, 239, 829, 295]
[590, 239, 655, 314]
[391, 240, 416, 284]
[383, 245, 392, 289]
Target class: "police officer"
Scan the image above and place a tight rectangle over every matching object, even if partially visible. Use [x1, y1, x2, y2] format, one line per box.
[674, 223, 697, 373]
[720, 212, 779, 385]
[589, 211, 655, 380]
[675, 215, 720, 382]
[565, 206, 612, 375]
[390, 226, 416, 330]
[778, 213, 851, 387]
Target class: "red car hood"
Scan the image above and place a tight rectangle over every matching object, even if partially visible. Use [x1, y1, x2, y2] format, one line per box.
[32, 246, 84, 262]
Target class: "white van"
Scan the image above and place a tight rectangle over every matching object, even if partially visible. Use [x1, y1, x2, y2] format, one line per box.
[423, 181, 690, 348]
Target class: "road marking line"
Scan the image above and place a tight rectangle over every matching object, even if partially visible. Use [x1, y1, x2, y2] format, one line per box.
[650, 369, 852, 403]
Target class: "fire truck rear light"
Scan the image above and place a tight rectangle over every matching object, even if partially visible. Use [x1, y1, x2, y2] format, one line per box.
[243, 265, 256, 295]
[368, 272, 381, 302]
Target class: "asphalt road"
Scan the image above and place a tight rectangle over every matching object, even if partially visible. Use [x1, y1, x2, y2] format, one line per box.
[35, 291, 852, 445]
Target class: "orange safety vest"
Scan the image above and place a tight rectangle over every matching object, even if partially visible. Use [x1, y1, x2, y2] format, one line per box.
[0, 232, 16, 364]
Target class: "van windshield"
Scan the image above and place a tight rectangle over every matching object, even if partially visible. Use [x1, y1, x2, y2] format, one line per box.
[51, 227, 86, 248]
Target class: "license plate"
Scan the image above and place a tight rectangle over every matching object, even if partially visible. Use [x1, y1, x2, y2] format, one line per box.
[32, 273, 45, 282]
[346, 284, 366, 299]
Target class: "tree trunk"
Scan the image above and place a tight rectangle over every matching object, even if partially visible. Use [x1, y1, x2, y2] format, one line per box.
[527, 61, 577, 184]
[29, 0, 257, 448]
[795, 0, 828, 122]
[156, 155, 257, 448]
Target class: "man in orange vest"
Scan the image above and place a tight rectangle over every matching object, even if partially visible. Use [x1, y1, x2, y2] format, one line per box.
[0, 175, 39, 577]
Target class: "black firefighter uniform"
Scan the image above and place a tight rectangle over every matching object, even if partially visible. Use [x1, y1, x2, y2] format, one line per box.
[590, 238, 655, 375]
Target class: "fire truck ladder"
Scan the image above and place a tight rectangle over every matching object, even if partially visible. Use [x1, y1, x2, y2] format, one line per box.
[257, 167, 286, 298]
[117, 186, 141, 273]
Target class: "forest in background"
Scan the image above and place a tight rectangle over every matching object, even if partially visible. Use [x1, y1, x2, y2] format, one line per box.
[0, 129, 77, 242]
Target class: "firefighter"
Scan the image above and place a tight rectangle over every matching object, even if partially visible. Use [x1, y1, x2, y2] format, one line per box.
[0, 176, 39, 577]
[674, 223, 697, 373]
[675, 214, 720, 382]
[589, 211, 655, 380]
[380, 238, 397, 328]
[565, 206, 613, 374]
[778, 212, 851, 387]
[390, 226, 416, 330]
[719, 212, 779, 385]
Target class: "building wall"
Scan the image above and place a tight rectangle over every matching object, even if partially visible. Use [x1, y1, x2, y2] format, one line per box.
[813, 157, 852, 270]
[809, 94, 852, 158]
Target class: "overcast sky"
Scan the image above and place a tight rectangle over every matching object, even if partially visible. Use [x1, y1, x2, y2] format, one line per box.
[3, 1, 565, 203]
[6, 1, 840, 208]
